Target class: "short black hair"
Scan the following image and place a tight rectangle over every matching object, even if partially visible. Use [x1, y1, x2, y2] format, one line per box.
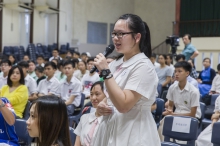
[17, 61, 29, 68]
[166, 54, 173, 60]
[175, 54, 185, 62]
[174, 61, 192, 73]
[90, 81, 104, 92]
[37, 55, 45, 60]
[53, 49, 59, 53]
[87, 57, 94, 63]
[159, 54, 167, 60]
[63, 60, 75, 68]
[79, 60, 87, 66]
[28, 60, 36, 64]
[81, 52, 87, 56]
[7, 66, 25, 87]
[72, 58, 79, 64]
[35, 66, 44, 73]
[151, 53, 157, 58]
[0, 59, 12, 66]
[203, 57, 211, 63]
[183, 34, 191, 41]
[57, 60, 65, 69]
[51, 59, 60, 65]
[217, 64, 220, 71]
[74, 51, 80, 56]
[44, 62, 57, 70]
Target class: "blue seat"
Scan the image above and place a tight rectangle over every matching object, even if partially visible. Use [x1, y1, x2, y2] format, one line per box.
[157, 83, 163, 98]
[12, 46, 20, 61]
[26, 44, 37, 61]
[199, 102, 206, 132]
[14, 119, 32, 146]
[60, 45, 67, 54]
[19, 46, 26, 61]
[162, 116, 199, 146]
[69, 93, 85, 128]
[212, 122, 220, 146]
[22, 101, 31, 120]
[211, 94, 219, 105]
[161, 142, 180, 146]
[69, 127, 76, 145]
[155, 98, 165, 127]
[161, 90, 168, 102]
[3, 46, 12, 56]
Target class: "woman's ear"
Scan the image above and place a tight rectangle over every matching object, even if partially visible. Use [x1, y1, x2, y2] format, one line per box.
[135, 33, 141, 43]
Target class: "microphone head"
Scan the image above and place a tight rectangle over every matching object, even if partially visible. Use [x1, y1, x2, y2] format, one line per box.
[106, 44, 115, 54]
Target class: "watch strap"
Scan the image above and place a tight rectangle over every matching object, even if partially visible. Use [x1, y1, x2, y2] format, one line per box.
[104, 73, 113, 80]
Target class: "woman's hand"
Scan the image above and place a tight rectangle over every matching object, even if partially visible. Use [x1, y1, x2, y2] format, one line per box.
[93, 53, 109, 71]
[211, 113, 220, 121]
[97, 100, 112, 116]
[163, 109, 173, 116]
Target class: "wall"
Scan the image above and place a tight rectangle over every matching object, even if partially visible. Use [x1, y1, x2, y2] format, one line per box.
[134, 0, 176, 48]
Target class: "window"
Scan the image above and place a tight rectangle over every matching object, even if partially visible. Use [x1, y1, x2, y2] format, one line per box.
[20, 13, 30, 48]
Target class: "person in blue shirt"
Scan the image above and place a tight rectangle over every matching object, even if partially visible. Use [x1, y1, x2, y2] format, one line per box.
[0, 97, 19, 146]
[182, 34, 199, 61]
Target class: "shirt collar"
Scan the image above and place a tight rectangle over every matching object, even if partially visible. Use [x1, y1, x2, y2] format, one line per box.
[47, 76, 56, 83]
[88, 111, 103, 124]
[177, 81, 190, 92]
[64, 76, 75, 84]
[185, 43, 191, 48]
[25, 74, 30, 81]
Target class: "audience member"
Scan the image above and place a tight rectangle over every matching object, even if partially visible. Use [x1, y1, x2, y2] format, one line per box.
[26, 96, 71, 146]
[23, 55, 30, 62]
[196, 95, 220, 146]
[52, 60, 81, 116]
[182, 34, 199, 61]
[35, 66, 46, 85]
[75, 61, 89, 81]
[81, 58, 100, 98]
[36, 55, 45, 67]
[150, 53, 160, 68]
[37, 62, 60, 97]
[0, 98, 19, 145]
[166, 54, 175, 75]
[0, 60, 12, 89]
[49, 49, 62, 61]
[188, 59, 198, 79]
[66, 51, 73, 58]
[8, 55, 17, 66]
[51, 59, 61, 77]
[0, 66, 28, 118]
[80, 52, 88, 62]
[197, 58, 216, 96]
[209, 64, 220, 95]
[73, 51, 81, 61]
[17, 61, 38, 101]
[55, 60, 67, 83]
[158, 61, 201, 141]
[28, 60, 38, 80]
[74, 81, 105, 146]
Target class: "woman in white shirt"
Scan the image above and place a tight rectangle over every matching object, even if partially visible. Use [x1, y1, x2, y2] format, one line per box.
[92, 14, 160, 146]
[74, 81, 106, 146]
[196, 95, 220, 146]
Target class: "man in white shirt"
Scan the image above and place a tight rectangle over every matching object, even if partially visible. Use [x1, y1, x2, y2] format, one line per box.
[49, 49, 62, 61]
[81, 58, 100, 98]
[36, 55, 45, 67]
[209, 64, 220, 95]
[0, 60, 11, 88]
[37, 62, 60, 97]
[18, 61, 38, 101]
[150, 53, 160, 68]
[158, 61, 201, 141]
[52, 60, 82, 115]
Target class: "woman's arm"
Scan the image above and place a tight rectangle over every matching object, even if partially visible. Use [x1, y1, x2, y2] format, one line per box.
[9, 86, 28, 105]
[74, 136, 81, 146]
[162, 76, 171, 87]
[0, 100, 15, 125]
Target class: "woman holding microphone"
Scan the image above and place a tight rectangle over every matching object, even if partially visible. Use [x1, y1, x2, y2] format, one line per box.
[92, 14, 160, 146]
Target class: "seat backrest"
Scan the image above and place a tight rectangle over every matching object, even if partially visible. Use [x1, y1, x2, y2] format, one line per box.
[155, 98, 165, 123]
[161, 90, 168, 101]
[211, 94, 219, 105]
[22, 101, 31, 120]
[157, 83, 162, 98]
[14, 119, 32, 145]
[3, 46, 11, 55]
[212, 122, 220, 145]
[69, 127, 76, 145]
[163, 116, 198, 145]
[200, 102, 206, 120]
[161, 142, 180, 146]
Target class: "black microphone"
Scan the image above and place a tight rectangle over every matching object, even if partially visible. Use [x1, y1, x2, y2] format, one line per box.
[90, 44, 115, 73]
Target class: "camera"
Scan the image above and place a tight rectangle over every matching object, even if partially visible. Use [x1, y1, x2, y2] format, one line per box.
[165, 35, 179, 55]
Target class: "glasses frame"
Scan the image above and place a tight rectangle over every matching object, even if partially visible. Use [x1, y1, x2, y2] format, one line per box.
[111, 32, 135, 39]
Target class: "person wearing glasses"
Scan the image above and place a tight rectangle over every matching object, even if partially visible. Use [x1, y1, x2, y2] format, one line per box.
[0, 60, 12, 89]
[92, 14, 160, 146]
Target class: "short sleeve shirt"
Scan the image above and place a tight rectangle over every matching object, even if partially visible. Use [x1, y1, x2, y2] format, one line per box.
[37, 76, 60, 95]
[211, 74, 220, 93]
[155, 65, 172, 85]
[25, 74, 38, 95]
[182, 43, 197, 61]
[214, 95, 220, 112]
[0, 75, 7, 89]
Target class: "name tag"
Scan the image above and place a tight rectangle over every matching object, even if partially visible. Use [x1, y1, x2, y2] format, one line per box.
[171, 117, 191, 133]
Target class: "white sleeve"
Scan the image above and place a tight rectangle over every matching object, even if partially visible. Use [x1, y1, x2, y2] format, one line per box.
[166, 67, 173, 77]
[49, 81, 60, 94]
[29, 79, 38, 94]
[71, 82, 82, 96]
[214, 95, 220, 112]
[51, 83, 61, 96]
[210, 76, 217, 91]
[166, 85, 174, 101]
[74, 114, 87, 136]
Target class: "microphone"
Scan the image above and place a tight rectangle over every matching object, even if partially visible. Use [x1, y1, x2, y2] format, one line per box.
[90, 44, 115, 73]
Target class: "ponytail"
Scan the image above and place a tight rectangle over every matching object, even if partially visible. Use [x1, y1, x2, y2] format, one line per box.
[141, 21, 152, 58]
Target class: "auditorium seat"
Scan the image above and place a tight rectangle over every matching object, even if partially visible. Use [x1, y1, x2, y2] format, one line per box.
[199, 102, 205, 133]
[155, 98, 164, 127]
[161, 90, 168, 102]
[69, 127, 76, 145]
[3, 46, 12, 56]
[60, 44, 67, 54]
[19, 46, 26, 61]
[211, 122, 220, 146]
[36, 43, 44, 57]
[42, 45, 50, 58]
[26, 44, 37, 61]
[12, 46, 20, 61]
[157, 83, 163, 98]
[22, 101, 31, 120]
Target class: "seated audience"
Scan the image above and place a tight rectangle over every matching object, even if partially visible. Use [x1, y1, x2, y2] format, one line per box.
[0, 60, 11, 89]
[49, 49, 62, 61]
[197, 58, 216, 96]
[80, 52, 88, 62]
[37, 62, 60, 97]
[66, 51, 73, 58]
[0, 98, 19, 145]
[166, 54, 174, 75]
[196, 95, 220, 146]
[155, 54, 172, 89]
[75, 61, 89, 81]
[74, 81, 106, 146]
[23, 55, 30, 62]
[55, 60, 67, 83]
[8, 55, 17, 66]
[52, 60, 81, 115]
[18, 61, 38, 101]
[150, 53, 160, 68]
[209, 63, 220, 95]
[73, 51, 81, 61]
[0, 66, 28, 118]
[26, 95, 71, 146]
[81, 58, 100, 98]
[158, 61, 201, 141]
[28, 60, 38, 80]
[36, 55, 45, 67]
[188, 59, 198, 79]
[35, 66, 46, 85]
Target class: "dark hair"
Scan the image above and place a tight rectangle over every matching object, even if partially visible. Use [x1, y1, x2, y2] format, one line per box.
[74, 51, 80, 56]
[183, 34, 191, 41]
[17, 61, 29, 68]
[217, 64, 220, 71]
[8, 55, 17, 65]
[66, 51, 73, 56]
[159, 54, 167, 60]
[166, 54, 173, 60]
[81, 52, 87, 57]
[44, 62, 57, 70]
[79, 60, 87, 67]
[23, 55, 30, 59]
[35, 66, 44, 73]
[7, 66, 25, 87]
[37, 55, 45, 60]
[52, 49, 59, 53]
[51, 59, 60, 66]
[0, 59, 12, 66]
[63, 60, 75, 68]
[174, 61, 192, 73]
[44, 57, 49, 62]
[151, 53, 157, 58]
[203, 57, 211, 63]
[30, 96, 71, 146]
[28, 60, 36, 65]
[65, 56, 72, 60]
[90, 81, 104, 91]
[87, 57, 94, 63]
[175, 54, 185, 62]
[117, 14, 151, 58]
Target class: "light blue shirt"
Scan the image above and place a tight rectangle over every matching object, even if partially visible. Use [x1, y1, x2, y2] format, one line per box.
[182, 43, 197, 61]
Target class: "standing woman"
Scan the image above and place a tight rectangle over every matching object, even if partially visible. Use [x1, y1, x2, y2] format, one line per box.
[93, 14, 160, 146]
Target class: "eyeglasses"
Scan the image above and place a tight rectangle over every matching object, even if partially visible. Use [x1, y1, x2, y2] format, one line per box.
[111, 32, 135, 38]
[0, 64, 9, 67]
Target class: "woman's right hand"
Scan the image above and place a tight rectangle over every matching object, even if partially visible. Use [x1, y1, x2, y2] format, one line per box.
[97, 100, 113, 116]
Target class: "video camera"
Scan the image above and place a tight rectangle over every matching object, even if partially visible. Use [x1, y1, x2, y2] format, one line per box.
[165, 35, 179, 55]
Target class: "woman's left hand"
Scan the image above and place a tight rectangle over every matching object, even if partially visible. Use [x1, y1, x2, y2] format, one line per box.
[93, 53, 109, 71]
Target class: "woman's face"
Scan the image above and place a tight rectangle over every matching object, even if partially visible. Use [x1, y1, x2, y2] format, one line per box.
[112, 19, 139, 55]
[78, 62, 86, 71]
[10, 68, 21, 83]
[158, 55, 166, 64]
[203, 59, 210, 68]
[26, 104, 39, 137]
[9, 56, 15, 63]
[90, 85, 105, 108]
[29, 62, 36, 72]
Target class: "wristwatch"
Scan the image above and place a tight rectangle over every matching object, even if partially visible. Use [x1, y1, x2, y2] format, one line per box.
[104, 73, 113, 80]
[99, 69, 111, 79]
[0, 101, 5, 108]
